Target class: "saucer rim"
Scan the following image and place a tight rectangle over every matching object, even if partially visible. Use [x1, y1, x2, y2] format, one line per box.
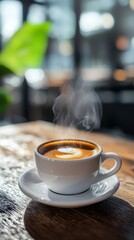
[19, 168, 120, 208]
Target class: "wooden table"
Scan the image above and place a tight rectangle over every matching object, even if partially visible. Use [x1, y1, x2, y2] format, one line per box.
[0, 121, 133, 240]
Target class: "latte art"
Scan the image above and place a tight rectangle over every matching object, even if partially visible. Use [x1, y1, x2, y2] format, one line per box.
[56, 147, 83, 159]
[40, 140, 99, 160]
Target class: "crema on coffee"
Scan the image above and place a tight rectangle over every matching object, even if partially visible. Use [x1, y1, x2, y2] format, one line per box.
[38, 139, 99, 160]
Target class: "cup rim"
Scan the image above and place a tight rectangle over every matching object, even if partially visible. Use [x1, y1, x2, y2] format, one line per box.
[35, 139, 102, 162]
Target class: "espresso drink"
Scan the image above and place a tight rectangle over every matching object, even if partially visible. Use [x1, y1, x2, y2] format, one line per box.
[38, 140, 99, 160]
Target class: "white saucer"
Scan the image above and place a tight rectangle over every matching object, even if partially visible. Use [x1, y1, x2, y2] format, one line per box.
[19, 168, 120, 208]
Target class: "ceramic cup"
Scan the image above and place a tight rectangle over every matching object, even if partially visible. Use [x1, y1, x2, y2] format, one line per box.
[34, 139, 122, 195]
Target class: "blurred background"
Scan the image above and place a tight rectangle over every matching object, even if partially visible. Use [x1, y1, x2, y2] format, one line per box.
[0, 0, 134, 138]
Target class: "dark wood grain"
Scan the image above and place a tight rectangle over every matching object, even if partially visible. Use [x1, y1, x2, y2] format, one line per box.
[0, 121, 134, 240]
[24, 197, 134, 240]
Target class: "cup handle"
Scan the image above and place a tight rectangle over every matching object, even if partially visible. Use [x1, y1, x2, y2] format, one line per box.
[98, 152, 122, 181]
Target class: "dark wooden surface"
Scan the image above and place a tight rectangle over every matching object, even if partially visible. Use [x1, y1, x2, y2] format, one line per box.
[0, 121, 134, 240]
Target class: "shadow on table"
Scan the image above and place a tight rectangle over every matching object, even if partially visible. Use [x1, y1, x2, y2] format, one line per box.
[24, 196, 134, 240]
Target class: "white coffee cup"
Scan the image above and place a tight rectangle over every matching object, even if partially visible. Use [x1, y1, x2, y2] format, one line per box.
[34, 139, 122, 195]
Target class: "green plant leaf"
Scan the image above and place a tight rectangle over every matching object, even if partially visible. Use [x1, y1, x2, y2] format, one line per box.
[0, 21, 52, 76]
[0, 87, 13, 113]
[0, 64, 14, 77]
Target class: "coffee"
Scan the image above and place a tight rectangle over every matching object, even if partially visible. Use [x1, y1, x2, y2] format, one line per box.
[38, 139, 99, 160]
[35, 139, 121, 194]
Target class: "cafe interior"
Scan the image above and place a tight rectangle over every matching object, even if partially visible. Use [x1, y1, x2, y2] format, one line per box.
[0, 0, 134, 139]
[0, 1, 134, 239]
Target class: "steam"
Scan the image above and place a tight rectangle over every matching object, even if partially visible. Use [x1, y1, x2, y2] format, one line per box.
[53, 81, 102, 131]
